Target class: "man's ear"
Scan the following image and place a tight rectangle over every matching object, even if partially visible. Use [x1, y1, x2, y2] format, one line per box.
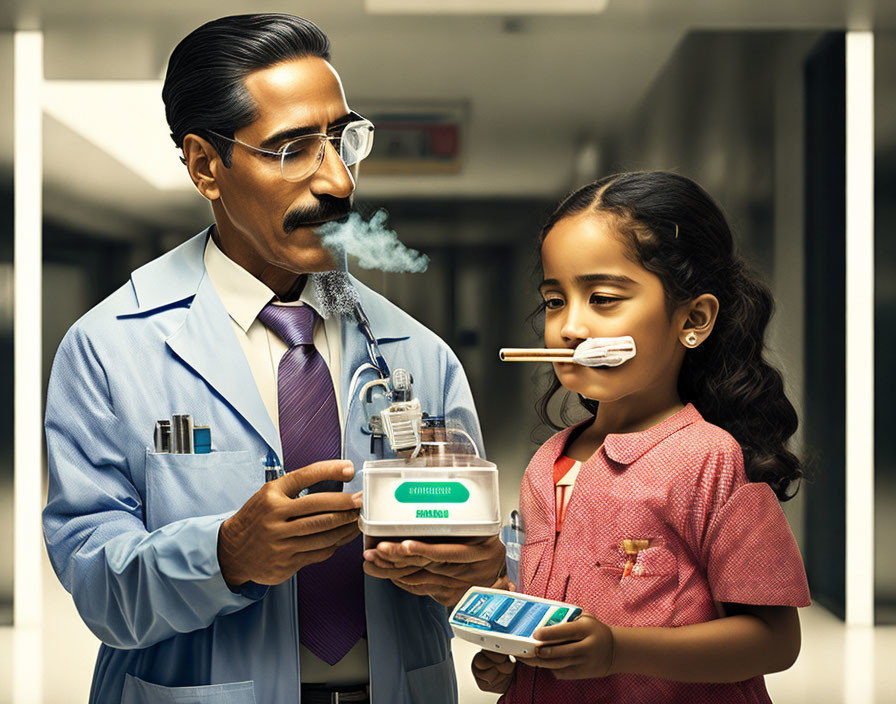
[182, 134, 222, 201]
[679, 293, 720, 348]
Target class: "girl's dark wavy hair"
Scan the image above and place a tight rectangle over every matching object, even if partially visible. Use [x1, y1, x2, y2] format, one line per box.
[535, 171, 801, 500]
[162, 13, 331, 167]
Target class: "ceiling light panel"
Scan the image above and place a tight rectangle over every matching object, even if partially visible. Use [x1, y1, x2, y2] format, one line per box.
[366, 0, 609, 14]
[43, 80, 187, 191]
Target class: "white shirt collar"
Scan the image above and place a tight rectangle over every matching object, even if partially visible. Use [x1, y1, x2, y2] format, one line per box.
[203, 232, 323, 333]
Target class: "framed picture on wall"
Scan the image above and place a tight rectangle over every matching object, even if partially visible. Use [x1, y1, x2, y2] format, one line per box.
[355, 101, 466, 175]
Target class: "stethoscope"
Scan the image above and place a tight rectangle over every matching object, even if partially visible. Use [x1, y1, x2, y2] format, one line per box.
[345, 302, 393, 455]
[345, 300, 481, 460]
[352, 302, 391, 380]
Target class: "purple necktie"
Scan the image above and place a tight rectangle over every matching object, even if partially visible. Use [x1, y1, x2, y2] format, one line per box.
[258, 302, 365, 665]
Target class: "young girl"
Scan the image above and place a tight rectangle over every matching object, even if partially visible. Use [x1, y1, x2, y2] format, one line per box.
[472, 171, 810, 702]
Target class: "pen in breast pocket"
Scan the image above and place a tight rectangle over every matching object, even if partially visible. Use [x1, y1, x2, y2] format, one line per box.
[153, 420, 171, 453]
[172, 414, 194, 454]
[264, 451, 285, 482]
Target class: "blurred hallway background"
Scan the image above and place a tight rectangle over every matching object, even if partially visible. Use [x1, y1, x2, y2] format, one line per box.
[1, 0, 895, 701]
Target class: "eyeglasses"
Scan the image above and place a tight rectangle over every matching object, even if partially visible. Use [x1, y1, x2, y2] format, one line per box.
[205, 113, 375, 182]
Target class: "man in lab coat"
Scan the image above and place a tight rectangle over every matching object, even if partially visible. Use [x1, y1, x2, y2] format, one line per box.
[42, 13, 504, 704]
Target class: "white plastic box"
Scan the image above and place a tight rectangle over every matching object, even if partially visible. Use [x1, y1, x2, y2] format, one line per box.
[359, 454, 501, 537]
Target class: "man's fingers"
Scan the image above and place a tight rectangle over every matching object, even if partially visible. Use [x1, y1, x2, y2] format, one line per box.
[289, 521, 360, 553]
[290, 521, 359, 553]
[366, 554, 425, 571]
[284, 508, 360, 537]
[362, 562, 421, 580]
[275, 460, 354, 496]
[362, 548, 432, 569]
[370, 541, 428, 561]
[389, 580, 429, 596]
[365, 554, 397, 570]
[393, 570, 469, 590]
[416, 560, 481, 578]
[395, 538, 492, 564]
[293, 545, 341, 570]
[285, 491, 362, 520]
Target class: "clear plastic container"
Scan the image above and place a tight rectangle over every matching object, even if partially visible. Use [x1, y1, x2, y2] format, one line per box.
[359, 454, 501, 537]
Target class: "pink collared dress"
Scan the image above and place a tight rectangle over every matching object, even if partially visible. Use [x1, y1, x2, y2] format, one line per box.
[502, 403, 810, 704]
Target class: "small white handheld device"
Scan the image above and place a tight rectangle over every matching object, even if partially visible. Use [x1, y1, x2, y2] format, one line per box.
[449, 587, 582, 657]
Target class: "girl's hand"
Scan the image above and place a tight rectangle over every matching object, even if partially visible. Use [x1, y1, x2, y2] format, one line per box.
[491, 574, 516, 591]
[516, 613, 614, 680]
[471, 649, 516, 693]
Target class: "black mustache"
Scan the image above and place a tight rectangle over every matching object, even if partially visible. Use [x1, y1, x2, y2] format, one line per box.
[283, 196, 353, 233]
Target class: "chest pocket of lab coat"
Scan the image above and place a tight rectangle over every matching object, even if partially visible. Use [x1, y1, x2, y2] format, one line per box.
[122, 674, 257, 703]
[144, 449, 261, 532]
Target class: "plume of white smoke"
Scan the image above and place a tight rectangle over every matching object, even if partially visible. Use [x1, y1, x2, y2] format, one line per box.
[317, 209, 429, 274]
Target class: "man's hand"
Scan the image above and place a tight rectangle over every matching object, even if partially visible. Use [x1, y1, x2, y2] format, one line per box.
[218, 460, 361, 587]
[362, 535, 505, 607]
[516, 613, 614, 680]
[471, 650, 515, 694]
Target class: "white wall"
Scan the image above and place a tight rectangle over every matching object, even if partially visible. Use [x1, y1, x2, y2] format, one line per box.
[605, 31, 824, 549]
[0, 31, 15, 619]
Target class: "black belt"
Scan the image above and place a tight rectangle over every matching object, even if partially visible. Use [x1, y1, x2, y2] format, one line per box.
[300, 683, 369, 704]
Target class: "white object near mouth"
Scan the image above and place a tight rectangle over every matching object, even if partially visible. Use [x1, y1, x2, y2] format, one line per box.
[572, 336, 637, 367]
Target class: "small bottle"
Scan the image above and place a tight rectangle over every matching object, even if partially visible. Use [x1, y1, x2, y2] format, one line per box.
[192, 426, 212, 454]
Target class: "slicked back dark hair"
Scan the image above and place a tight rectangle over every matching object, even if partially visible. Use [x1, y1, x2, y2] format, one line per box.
[162, 13, 331, 166]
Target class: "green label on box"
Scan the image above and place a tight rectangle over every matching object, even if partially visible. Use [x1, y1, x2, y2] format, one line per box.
[416, 509, 449, 518]
[395, 481, 469, 503]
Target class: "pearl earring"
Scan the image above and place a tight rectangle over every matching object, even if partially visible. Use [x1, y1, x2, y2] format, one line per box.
[685, 332, 698, 347]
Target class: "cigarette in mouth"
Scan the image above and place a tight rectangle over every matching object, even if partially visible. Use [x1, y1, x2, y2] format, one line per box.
[498, 348, 575, 363]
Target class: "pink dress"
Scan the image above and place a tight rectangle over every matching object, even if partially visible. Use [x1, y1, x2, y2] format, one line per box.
[502, 404, 810, 704]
